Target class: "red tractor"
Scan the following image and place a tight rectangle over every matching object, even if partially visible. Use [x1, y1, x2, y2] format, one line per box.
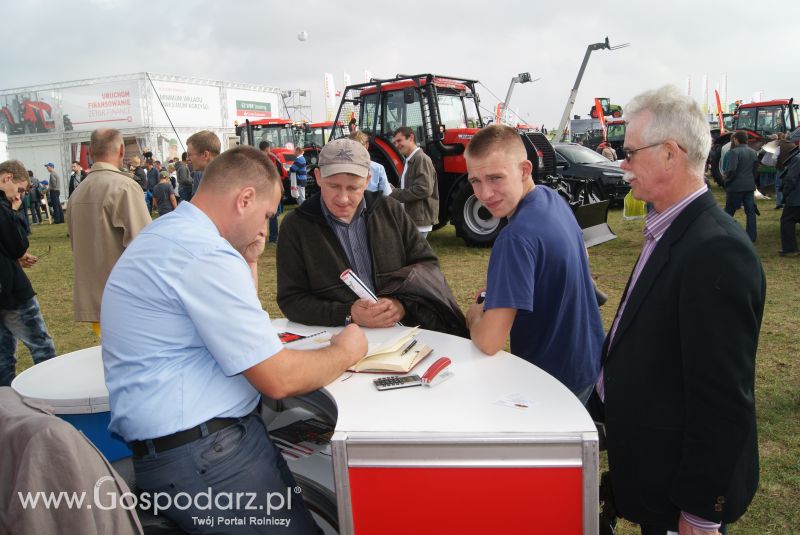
[236, 118, 299, 202]
[329, 74, 614, 247]
[708, 98, 798, 185]
[0, 94, 56, 135]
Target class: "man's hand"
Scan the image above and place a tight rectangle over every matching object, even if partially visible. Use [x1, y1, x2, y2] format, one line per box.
[329, 324, 368, 367]
[678, 515, 721, 535]
[241, 233, 267, 264]
[350, 298, 405, 328]
[18, 253, 37, 269]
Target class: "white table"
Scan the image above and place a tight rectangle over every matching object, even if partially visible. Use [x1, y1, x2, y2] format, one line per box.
[274, 319, 598, 535]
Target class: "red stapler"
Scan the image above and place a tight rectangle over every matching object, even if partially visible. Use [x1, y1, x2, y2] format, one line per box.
[421, 357, 453, 387]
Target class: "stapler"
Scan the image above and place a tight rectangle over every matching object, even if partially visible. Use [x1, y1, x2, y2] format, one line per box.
[421, 357, 453, 387]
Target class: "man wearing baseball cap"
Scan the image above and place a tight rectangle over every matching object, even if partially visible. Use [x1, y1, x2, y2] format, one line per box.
[276, 138, 466, 333]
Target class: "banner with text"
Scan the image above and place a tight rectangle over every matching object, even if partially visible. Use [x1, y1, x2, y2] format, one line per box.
[226, 88, 280, 125]
[150, 81, 222, 128]
[61, 80, 143, 131]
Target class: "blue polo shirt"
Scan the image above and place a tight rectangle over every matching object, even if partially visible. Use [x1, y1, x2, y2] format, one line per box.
[484, 186, 603, 393]
[102, 201, 282, 441]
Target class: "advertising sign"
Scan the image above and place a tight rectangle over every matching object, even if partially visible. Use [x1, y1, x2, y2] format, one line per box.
[61, 80, 142, 131]
[226, 88, 280, 125]
[0, 90, 59, 135]
[150, 81, 222, 127]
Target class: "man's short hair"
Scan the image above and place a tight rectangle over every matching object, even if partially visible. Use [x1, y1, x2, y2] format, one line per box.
[465, 124, 526, 161]
[89, 128, 123, 159]
[733, 131, 748, 145]
[181, 151, 188, 161]
[393, 126, 414, 140]
[624, 85, 711, 169]
[72, 160, 81, 166]
[187, 130, 221, 156]
[200, 146, 280, 195]
[0, 160, 30, 183]
[348, 130, 369, 145]
[258, 141, 271, 151]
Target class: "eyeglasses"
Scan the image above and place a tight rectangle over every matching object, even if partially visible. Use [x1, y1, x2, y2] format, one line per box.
[622, 141, 688, 162]
[621, 142, 663, 162]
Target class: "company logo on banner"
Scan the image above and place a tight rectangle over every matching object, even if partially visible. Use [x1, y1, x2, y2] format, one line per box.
[151, 81, 222, 127]
[226, 88, 280, 125]
[236, 100, 272, 119]
[61, 80, 142, 130]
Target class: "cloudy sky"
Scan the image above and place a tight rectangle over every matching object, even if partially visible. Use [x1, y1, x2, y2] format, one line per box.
[3, 0, 797, 127]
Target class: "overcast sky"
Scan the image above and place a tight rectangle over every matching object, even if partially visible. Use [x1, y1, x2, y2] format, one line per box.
[3, 0, 797, 127]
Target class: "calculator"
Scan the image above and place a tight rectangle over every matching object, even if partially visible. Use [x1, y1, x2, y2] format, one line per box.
[373, 375, 423, 391]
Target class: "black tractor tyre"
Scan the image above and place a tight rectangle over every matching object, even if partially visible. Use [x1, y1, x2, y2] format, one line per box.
[451, 180, 505, 247]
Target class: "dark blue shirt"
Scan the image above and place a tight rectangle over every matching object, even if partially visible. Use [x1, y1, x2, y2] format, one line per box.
[484, 186, 603, 393]
[289, 155, 307, 185]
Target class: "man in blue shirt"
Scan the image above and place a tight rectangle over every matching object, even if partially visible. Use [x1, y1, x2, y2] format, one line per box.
[102, 145, 367, 533]
[289, 146, 307, 204]
[464, 125, 603, 404]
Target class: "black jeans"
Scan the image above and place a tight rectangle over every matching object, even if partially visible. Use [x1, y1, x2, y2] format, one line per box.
[49, 190, 64, 223]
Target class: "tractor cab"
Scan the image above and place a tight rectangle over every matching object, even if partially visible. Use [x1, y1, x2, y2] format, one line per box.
[605, 119, 626, 159]
[236, 118, 299, 202]
[330, 74, 483, 184]
[240, 118, 297, 151]
[734, 99, 798, 145]
[298, 121, 334, 149]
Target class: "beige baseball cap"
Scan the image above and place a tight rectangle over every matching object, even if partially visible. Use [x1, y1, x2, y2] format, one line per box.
[318, 138, 370, 178]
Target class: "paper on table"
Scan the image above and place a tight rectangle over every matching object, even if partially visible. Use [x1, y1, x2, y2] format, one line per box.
[495, 393, 535, 410]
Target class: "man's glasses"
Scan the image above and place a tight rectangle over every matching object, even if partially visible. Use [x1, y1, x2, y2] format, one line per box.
[622, 141, 688, 162]
[621, 142, 663, 162]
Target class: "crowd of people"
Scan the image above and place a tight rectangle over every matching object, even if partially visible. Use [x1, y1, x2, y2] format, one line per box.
[0, 83, 796, 534]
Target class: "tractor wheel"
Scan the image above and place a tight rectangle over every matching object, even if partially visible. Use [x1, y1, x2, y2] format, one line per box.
[23, 121, 35, 134]
[451, 180, 505, 247]
[0, 116, 10, 134]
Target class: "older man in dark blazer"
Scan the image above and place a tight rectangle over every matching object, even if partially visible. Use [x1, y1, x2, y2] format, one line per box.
[597, 86, 765, 535]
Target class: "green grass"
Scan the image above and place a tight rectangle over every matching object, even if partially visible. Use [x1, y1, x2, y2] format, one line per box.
[15, 184, 799, 534]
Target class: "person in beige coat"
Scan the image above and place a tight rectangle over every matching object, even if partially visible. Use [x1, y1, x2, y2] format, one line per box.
[390, 126, 439, 237]
[66, 129, 151, 334]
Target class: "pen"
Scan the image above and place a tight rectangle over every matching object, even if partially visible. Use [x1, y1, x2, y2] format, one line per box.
[400, 338, 418, 356]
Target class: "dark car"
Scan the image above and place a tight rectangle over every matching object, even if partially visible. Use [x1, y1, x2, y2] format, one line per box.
[554, 142, 629, 204]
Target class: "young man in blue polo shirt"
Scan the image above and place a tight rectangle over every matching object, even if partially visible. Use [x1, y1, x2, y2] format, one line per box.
[464, 125, 603, 404]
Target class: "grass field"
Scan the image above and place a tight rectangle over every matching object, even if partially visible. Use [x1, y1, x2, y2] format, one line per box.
[14, 183, 799, 534]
